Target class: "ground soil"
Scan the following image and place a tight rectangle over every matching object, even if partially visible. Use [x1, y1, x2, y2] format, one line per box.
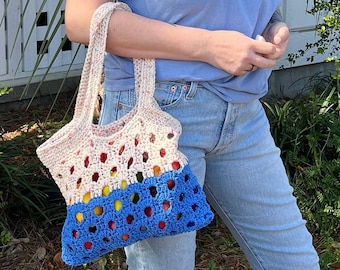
[0, 95, 251, 270]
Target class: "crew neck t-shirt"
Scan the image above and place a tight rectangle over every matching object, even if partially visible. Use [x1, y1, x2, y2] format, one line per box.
[103, 0, 282, 103]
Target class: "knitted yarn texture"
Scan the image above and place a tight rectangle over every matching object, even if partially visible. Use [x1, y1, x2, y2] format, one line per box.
[36, 2, 213, 266]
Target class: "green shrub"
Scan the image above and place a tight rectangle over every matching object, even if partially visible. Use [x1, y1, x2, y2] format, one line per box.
[0, 228, 12, 245]
[264, 77, 340, 268]
[0, 127, 65, 227]
[288, 0, 340, 66]
[0, 87, 13, 96]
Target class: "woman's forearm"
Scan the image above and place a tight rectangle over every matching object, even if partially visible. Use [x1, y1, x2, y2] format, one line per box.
[104, 11, 210, 61]
[65, 0, 209, 61]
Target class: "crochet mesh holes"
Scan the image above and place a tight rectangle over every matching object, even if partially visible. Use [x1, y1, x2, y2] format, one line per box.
[167, 180, 175, 190]
[76, 212, 84, 222]
[108, 220, 116, 230]
[84, 156, 90, 168]
[149, 186, 157, 197]
[142, 152, 149, 163]
[134, 135, 139, 146]
[84, 241, 92, 250]
[172, 161, 181, 170]
[127, 157, 134, 169]
[92, 172, 100, 182]
[114, 200, 122, 211]
[167, 132, 175, 139]
[102, 186, 110, 196]
[119, 145, 125, 155]
[89, 140, 94, 147]
[72, 230, 79, 238]
[158, 221, 166, 229]
[110, 166, 118, 177]
[187, 222, 195, 228]
[140, 226, 147, 232]
[153, 166, 161, 176]
[160, 148, 166, 158]
[144, 207, 152, 217]
[89, 225, 97, 233]
[163, 200, 170, 211]
[149, 133, 156, 143]
[100, 153, 108, 163]
[121, 180, 128, 190]
[94, 206, 103, 216]
[126, 214, 134, 224]
[131, 192, 140, 204]
[179, 192, 185, 201]
[77, 178, 82, 189]
[121, 234, 129, 241]
[136, 172, 144, 182]
[83, 192, 91, 203]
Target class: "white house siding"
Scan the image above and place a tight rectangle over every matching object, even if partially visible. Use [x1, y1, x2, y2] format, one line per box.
[277, 0, 335, 69]
[267, 0, 338, 98]
[0, 0, 7, 76]
[0, 0, 86, 88]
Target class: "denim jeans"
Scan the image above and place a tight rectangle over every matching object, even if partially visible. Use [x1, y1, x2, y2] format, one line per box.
[99, 81, 320, 270]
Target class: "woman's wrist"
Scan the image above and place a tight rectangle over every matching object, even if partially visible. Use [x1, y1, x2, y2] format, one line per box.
[262, 9, 287, 43]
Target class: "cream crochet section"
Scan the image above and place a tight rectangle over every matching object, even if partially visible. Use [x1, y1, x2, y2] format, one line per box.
[36, 2, 188, 206]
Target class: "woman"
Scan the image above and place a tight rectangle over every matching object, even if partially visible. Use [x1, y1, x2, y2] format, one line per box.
[65, 1, 320, 269]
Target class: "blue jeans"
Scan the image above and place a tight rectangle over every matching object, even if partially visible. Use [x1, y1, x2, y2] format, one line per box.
[99, 81, 320, 270]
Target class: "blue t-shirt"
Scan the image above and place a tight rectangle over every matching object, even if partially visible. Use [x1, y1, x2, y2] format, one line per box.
[103, 0, 282, 103]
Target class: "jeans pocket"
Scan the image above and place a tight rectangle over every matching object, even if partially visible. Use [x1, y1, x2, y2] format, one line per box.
[99, 90, 131, 125]
[153, 82, 185, 110]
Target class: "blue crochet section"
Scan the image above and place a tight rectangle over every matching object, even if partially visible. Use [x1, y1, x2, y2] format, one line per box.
[61, 164, 214, 266]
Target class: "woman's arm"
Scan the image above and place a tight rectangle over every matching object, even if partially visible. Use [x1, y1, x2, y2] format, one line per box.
[65, 0, 279, 75]
[65, 0, 206, 60]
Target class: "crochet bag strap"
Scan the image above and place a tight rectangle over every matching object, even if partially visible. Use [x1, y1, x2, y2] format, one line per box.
[133, 58, 157, 108]
[73, 2, 156, 123]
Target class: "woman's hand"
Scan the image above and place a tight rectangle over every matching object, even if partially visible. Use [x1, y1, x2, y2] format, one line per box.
[201, 22, 289, 76]
[201, 31, 278, 76]
[262, 22, 290, 61]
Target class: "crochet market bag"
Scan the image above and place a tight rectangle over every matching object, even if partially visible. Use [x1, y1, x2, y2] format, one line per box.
[36, 2, 213, 266]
